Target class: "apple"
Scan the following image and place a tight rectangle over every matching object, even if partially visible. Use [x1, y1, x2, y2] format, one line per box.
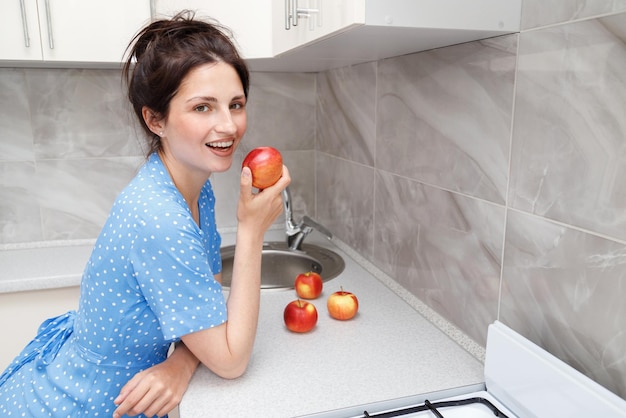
[295, 271, 323, 299]
[327, 288, 359, 320]
[242, 146, 283, 189]
[283, 299, 318, 333]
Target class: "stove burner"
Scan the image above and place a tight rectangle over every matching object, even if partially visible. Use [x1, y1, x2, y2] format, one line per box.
[362, 397, 509, 418]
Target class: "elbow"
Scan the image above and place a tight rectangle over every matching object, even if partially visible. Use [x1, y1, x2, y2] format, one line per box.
[214, 363, 248, 380]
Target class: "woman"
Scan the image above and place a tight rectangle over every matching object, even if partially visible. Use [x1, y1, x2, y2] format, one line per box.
[0, 11, 290, 417]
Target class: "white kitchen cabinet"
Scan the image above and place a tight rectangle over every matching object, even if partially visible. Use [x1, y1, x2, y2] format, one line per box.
[252, 0, 522, 72]
[0, 286, 80, 372]
[0, 0, 151, 65]
[272, 0, 364, 56]
[0, 0, 43, 61]
[154, 0, 274, 59]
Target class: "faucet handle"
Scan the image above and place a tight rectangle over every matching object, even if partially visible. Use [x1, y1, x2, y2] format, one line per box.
[301, 215, 332, 240]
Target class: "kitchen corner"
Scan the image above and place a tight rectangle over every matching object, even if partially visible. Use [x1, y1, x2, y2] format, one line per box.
[179, 229, 484, 417]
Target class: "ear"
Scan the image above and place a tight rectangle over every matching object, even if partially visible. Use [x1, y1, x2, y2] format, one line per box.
[142, 106, 164, 136]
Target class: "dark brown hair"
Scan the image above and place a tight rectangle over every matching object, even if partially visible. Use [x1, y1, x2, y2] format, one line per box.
[123, 10, 250, 156]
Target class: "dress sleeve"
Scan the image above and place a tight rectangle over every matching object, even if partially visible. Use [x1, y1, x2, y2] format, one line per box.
[129, 209, 227, 342]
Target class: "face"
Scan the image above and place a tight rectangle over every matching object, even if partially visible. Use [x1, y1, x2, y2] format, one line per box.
[156, 61, 247, 179]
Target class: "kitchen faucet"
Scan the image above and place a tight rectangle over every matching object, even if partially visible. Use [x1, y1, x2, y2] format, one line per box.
[282, 186, 332, 250]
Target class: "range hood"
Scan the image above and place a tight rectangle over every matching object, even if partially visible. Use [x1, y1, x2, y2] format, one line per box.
[247, 0, 522, 72]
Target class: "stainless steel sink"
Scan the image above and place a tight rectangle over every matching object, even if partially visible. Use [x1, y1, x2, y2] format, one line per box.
[220, 241, 345, 290]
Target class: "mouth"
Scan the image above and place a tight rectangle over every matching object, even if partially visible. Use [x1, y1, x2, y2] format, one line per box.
[206, 140, 234, 150]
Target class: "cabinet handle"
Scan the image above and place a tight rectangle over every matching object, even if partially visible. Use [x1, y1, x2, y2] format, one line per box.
[285, 0, 291, 30]
[19, 0, 30, 47]
[44, 0, 54, 49]
[285, 0, 319, 31]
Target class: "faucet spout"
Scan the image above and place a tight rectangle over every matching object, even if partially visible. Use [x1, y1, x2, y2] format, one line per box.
[282, 187, 299, 237]
[281, 186, 332, 250]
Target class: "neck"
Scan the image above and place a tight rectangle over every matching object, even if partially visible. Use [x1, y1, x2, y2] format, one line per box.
[158, 151, 207, 225]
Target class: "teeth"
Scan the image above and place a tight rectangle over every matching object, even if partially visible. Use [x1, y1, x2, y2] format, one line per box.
[207, 140, 234, 148]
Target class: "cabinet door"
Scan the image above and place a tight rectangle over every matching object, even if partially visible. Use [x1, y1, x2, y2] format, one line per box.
[154, 0, 273, 59]
[273, 0, 364, 56]
[38, 0, 151, 63]
[0, 0, 43, 61]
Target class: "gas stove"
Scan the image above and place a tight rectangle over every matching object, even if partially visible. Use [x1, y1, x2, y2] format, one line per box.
[302, 321, 626, 418]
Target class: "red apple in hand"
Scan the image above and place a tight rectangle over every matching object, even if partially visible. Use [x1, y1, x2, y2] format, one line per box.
[242, 146, 283, 189]
[327, 288, 359, 320]
[295, 271, 323, 299]
[284, 299, 318, 333]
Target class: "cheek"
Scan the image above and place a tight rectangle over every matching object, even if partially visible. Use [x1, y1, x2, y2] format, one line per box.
[236, 113, 247, 137]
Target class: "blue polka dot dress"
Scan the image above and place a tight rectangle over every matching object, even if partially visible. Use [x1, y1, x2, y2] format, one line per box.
[0, 153, 227, 417]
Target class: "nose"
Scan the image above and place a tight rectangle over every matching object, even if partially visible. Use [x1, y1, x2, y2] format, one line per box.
[215, 108, 237, 135]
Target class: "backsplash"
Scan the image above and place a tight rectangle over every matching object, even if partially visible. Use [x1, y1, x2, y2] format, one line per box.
[1, 0, 625, 401]
[0, 69, 316, 243]
[315, 1, 626, 400]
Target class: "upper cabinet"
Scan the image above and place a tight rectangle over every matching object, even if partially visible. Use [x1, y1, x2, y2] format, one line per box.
[272, 0, 364, 56]
[253, 0, 523, 72]
[1, 0, 522, 71]
[0, 0, 151, 65]
[153, 0, 274, 59]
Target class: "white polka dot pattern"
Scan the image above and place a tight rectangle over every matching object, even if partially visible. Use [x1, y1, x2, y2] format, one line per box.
[0, 153, 226, 416]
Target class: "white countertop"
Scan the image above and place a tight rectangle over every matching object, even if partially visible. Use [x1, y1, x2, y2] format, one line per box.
[0, 229, 486, 417]
[0, 240, 94, 293]
[180, 230, 485, 418]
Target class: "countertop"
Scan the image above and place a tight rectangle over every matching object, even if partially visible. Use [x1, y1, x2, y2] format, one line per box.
[0, 239, 94, 293]
[180, 229, 485, 418]
[0, 229, 486, 417]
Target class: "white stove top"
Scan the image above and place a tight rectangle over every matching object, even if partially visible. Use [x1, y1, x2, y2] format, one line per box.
[303, 321, 626, 418]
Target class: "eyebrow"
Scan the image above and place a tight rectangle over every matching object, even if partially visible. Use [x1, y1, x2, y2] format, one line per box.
[187, 94, 246, 103]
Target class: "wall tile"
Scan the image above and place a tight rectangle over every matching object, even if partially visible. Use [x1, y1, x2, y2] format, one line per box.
[245, 72, 316, 151]
[316, 153, 375, 258]
[25, 69, 144, 159]
[501, 210, 626, 398]
[36, 157, 143, 240]
[376, 35, 516, 204]
[0, 162, 42, 243]
[316, 62, 376, 166]
[510, 13, 626, 241]
[373, 171, 504, 345]
[521, 0, 626, 30]
[0, 69, 34, 162]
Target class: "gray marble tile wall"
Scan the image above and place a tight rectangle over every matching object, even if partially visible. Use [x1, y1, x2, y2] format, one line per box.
[315, 2, 626, 399]
[0, 69, 316, 244]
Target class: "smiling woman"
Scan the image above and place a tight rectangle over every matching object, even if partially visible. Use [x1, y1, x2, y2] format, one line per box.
[0, 10, 290, 418]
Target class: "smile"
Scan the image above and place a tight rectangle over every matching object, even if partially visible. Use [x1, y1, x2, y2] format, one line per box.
[206, 140, 234, 149]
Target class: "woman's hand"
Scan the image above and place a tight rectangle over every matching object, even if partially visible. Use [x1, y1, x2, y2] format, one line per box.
[112, 342, 199, 418]
[237, 164, 291, 237]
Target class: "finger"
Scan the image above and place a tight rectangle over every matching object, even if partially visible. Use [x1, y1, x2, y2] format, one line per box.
[240, 165, 253, 196]
[113, 383, 151, 418]
[113, 373, 143, 405]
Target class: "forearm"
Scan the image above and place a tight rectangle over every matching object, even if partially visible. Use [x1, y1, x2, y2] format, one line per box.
[169, 341, 200, 382]
[223, 225, 264, 353]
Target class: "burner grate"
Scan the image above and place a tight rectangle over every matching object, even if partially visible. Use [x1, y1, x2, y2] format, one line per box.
[362, 397, 509, 418]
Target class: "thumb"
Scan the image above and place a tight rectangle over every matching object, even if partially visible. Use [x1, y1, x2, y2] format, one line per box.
[240, 166, 253, 196]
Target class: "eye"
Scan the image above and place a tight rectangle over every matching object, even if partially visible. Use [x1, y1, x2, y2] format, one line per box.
[194, 104, 211, 112]
[230, 101, 246, 111]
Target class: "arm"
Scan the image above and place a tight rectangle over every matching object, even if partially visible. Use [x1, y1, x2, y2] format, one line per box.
[181, 165, 290, 379]
[112, 342, 199, 418]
